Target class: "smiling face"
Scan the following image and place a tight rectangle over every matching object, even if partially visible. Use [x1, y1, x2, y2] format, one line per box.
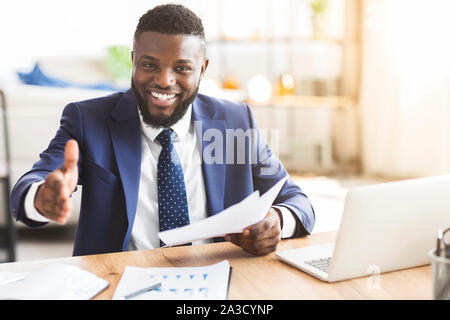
[131, 31, 209, 127]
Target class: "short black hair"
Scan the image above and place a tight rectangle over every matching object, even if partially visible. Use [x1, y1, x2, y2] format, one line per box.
[134, 4, 206, 43]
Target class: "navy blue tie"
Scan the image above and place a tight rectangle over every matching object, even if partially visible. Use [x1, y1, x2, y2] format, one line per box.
[156, 129, 190, 246]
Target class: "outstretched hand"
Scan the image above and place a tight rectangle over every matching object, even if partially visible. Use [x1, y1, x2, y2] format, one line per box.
[34, 139, 79, 224]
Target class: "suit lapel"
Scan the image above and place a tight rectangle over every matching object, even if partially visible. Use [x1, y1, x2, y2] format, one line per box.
[192, 97, 226, 216]
[107, 89, 141, 250]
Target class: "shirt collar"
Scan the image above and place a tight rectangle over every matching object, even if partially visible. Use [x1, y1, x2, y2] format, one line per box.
[138, 104, 193, 143]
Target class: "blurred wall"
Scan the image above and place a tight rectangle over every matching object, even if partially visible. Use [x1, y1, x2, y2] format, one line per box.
[359, 0, 450, 178]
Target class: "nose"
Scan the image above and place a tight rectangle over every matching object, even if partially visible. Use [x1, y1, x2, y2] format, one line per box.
[155, 69, 176, 88]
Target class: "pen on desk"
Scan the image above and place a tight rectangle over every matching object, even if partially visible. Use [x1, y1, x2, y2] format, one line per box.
[122, 282, 162, 300]
[0, 275, 25, 287]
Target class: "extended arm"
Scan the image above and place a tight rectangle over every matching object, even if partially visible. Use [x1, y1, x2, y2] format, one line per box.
[10, 103, 83, 227]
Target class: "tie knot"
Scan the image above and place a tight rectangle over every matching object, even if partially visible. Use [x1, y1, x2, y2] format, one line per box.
[156, 129, 175, 147]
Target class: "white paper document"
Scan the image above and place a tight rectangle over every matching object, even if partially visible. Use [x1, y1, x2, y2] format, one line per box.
[113, 260, 231, 300]
[0, 264, 109, 300]
[158, 176, 287, 246]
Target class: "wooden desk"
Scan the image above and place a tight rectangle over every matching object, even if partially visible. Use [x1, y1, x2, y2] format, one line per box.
[0, 232, 431, 299]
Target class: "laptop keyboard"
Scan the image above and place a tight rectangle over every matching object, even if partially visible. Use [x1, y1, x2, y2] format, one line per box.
[305, 257, 331, 274]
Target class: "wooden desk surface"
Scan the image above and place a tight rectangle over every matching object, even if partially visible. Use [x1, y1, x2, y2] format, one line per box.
[0, 232, 431, 299]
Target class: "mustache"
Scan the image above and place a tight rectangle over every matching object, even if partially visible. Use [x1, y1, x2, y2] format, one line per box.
[131, 80, 199, 128]
[150, 85, 177, 91]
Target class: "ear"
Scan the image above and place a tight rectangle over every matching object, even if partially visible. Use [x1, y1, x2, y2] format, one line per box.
[131, 51, 136, 75]
[200, 58, 209, 78]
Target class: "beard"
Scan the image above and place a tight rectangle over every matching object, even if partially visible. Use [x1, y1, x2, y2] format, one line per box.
[132, 81, 199, 128]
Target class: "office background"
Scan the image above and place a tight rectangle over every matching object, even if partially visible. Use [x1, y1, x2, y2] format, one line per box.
[0, 0, 449, 262]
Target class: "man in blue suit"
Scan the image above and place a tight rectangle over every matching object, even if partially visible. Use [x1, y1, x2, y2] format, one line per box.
[10, 4, 315, 256]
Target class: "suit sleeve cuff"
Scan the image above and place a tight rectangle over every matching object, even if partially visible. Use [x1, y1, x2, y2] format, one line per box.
[24, 180, 51, 223]
[272, 205, 296, 239]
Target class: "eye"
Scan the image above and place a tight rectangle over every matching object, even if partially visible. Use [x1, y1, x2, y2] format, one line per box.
[176, 66, 191, 72]
[142, 63, 158, 71]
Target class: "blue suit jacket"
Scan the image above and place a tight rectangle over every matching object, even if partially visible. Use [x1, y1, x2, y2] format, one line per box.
[10, 89, 315, 256]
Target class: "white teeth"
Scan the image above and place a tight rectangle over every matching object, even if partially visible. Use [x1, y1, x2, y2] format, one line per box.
[151, 91, 176, 101]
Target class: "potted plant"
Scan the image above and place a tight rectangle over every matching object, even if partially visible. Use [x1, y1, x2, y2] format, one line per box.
[309, 0, 329, 38]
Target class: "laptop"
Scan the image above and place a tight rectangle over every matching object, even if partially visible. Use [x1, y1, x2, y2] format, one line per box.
[276, 175, 450, 282]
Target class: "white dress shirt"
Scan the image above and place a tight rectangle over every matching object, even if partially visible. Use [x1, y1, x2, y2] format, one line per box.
[24, 104, 297, 249]
[127, 105, 209, 250]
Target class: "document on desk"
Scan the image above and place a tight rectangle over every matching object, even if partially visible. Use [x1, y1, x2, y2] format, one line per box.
[158, 176, 287, 246]
[0, 264, 109, 300]
[113, 260, 231, 300]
